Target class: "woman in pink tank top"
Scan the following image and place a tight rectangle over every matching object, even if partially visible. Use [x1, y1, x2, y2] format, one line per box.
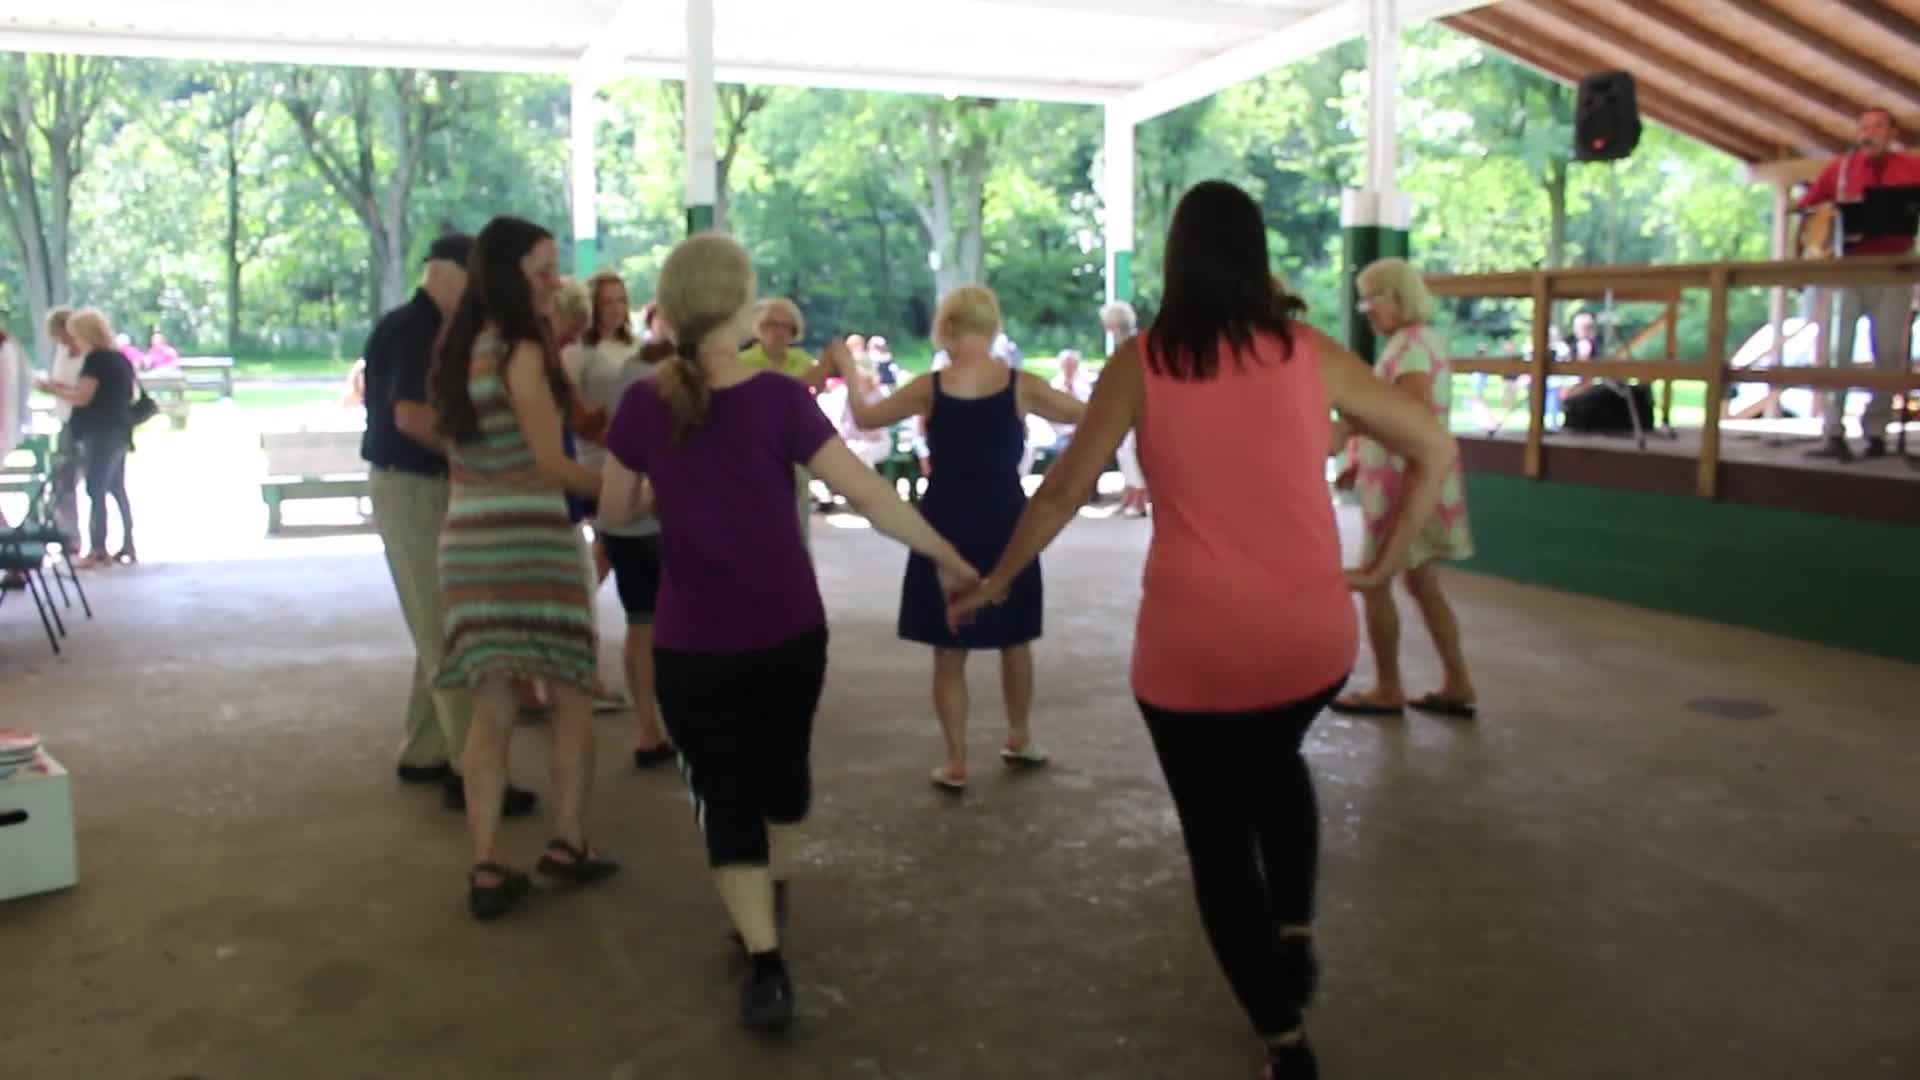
[948, 181, 1457, 1080]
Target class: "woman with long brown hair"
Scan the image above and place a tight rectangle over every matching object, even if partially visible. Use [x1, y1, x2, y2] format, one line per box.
[949, 180, 1456, 1079]
[429, 215, 617, 920]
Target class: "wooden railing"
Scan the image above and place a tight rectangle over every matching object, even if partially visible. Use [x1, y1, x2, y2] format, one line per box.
[1425, 254, 1920, 498]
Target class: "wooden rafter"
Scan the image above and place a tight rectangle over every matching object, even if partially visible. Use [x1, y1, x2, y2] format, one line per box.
[1445, 8, 1774, 163]
[1702, 0, 1920, 112]
[1639, 0, 1862, 132]
[1503, 0, 1840, 156]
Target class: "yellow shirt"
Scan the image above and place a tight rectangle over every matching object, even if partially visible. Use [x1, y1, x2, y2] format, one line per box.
[740, 343, 814, 378]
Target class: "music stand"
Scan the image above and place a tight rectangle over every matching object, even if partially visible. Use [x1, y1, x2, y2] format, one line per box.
[1838, 183, 1920, 247]
[1838, 185, 1920, 466]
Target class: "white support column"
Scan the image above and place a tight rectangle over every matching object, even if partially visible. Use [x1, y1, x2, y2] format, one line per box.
[570, 77, 600, 277]
[684, 0, 718, 233]
[1102, 104, 1136, 338]
[1341, 0, 1409, 359]
[1364, 0, 1399, 200]
[1764, 183, 1791, 420]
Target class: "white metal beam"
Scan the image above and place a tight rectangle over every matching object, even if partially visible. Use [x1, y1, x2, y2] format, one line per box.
[617, 59, 1123, 105]
[1119, 0, 1491, 123]
[957, 0, 1321, 29]
[0, 29, 570, 76]
[577, 0, 649, 86]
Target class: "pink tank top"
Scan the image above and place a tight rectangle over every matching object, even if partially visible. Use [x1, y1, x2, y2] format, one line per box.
[1130, 328, 1357, 712]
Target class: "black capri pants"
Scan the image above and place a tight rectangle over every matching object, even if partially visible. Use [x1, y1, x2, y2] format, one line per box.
[654, 628, 829, 868]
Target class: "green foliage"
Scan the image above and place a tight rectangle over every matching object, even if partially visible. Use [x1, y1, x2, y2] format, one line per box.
[1, 28, 1782, 371]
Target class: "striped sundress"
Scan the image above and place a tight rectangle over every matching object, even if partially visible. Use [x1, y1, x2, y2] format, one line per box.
[435, 332, 598, 691]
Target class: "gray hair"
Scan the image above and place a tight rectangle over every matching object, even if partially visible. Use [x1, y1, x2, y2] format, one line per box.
[1099, 300, 1137, 334]
[1356, 257, 1437, 324]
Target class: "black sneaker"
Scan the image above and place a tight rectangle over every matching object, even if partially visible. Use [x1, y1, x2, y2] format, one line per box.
[443, 775, 538, 817]
[1805, 436, 1855, 462]
[633, 743, 677, 769]
[1261, 1037, 1318, 1080]
[396, 762, 452, 785]
[1863, 436, 1888, 459]
[741, 956, 796, 1032]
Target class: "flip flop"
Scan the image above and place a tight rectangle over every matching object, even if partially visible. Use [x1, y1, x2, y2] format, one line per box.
[1329, 697, 1405, 717]
[1409, 693, 1478, 720]
[929, 766, 967, 792]
[1000, 742, 1050, 768]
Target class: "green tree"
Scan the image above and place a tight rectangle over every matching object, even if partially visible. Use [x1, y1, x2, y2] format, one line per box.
[0, 53, 112, 361]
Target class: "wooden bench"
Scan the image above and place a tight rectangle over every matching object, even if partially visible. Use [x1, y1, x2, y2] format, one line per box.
[260, 430, 371, 535]
[140, 370, 193, 429]
[180, 356, 235, 399]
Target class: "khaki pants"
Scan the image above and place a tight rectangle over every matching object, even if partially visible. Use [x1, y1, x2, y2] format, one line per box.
[370, 468, 471, 768]
[1827, 283, 1914, 440]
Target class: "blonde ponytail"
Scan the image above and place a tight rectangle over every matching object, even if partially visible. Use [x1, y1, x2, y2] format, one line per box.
[656, 340, 714, 445]
[648, 232, 757, 444]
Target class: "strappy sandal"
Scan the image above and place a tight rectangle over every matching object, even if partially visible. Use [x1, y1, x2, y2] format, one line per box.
[468, 862, 531, 921]
[535, 838, 620, 886]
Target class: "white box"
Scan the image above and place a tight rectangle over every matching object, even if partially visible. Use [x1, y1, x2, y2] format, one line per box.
[0, 750, 77, 902]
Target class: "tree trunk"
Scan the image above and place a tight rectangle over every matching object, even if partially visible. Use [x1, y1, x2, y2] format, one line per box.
[1545, 157, 1568, 270]
[0, 55, 105, 365]
[225, 129, 244, 352]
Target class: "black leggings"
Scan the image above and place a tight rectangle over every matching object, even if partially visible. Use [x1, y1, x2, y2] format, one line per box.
[1139, 677, 1345, 1037]
[654, 628, 829, 868]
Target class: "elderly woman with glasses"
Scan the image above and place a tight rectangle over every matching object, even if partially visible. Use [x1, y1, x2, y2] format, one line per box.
[1328, 257, 1479, 722]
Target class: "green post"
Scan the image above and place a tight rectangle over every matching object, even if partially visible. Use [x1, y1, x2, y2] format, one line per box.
[1344, 187, 1405, 363]
[1113, 250, 1134, 304]
[686, 205, 715, 234]
[573, 235, 598, 279]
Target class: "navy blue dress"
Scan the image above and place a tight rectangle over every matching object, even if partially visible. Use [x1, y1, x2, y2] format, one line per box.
[897, 373, 1042, 648]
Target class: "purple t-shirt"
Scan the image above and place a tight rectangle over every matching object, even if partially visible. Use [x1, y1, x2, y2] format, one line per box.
[604, 371, 837, 653]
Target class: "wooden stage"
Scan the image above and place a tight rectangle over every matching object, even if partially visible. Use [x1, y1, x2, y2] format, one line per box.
[1460, 418, 1920, 527]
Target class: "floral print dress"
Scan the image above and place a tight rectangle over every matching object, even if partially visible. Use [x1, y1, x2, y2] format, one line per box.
[1354, 324, 1473, 569]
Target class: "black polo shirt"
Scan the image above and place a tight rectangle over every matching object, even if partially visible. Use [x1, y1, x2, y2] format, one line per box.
[360, 288, 448, 476]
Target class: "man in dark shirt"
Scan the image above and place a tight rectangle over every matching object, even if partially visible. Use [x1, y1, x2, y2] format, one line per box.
[363, 234, 536, 816]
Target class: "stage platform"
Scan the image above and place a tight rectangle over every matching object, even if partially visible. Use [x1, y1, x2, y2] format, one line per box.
[1452, 419, 1920, 664]
[1459, 418, 1920, 527]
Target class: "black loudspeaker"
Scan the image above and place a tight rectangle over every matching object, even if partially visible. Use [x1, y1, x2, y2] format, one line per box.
[1574, 71, 1641, 162]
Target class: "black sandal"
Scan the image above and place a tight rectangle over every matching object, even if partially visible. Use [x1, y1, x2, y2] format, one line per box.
[633, 743, 677, 769]
[468, 862, 531, 921]
[536, 838, 620, 886]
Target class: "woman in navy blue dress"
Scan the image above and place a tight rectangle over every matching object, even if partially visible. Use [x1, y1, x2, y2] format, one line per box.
[835, 286, 1086, 790]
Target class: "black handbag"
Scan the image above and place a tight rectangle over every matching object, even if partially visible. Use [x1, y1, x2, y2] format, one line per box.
[129, 375, 160, 427]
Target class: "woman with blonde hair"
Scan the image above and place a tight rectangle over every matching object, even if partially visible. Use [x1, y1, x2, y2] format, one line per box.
[834, 285, 1088, 790]
[1329, 256, 1478, 720]
[36, 308, 136, 566]
[599, 233, 975, 1032]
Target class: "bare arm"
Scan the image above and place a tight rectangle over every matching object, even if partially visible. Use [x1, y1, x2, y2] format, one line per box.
[953, 338, 1143, 616]
[503, 342, 601, 500]
[1017, 370, 1089, 425]
[849, 372, 932, 430]
[1318, 329, 1456, 582]
[807, 436, 976, 586]
[394, 401, 448, 456]
[596, 458, 654, 527]
[37, 375, 98, 406]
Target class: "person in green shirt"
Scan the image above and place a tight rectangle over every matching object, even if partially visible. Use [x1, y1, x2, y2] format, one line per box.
[740, 297, 832, 387]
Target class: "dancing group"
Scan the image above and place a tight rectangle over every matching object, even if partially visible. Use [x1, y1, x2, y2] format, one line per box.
[361, 177, 1473, 1080]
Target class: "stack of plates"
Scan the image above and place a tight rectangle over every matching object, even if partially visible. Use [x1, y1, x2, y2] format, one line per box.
[0, 729, 43, 770]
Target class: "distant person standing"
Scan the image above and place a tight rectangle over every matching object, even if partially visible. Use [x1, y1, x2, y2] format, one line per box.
[38, 309, 136, 566]
[1101, 301, 1149, 517]
[360, 232, 536, 818]
[40, 307, 84, 544]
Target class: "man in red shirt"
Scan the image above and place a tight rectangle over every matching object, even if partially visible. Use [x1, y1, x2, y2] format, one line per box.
[1798, 107, 1920, 461]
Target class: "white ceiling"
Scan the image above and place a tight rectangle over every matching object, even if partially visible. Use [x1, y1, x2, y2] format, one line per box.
[0, 0, 1487, 120]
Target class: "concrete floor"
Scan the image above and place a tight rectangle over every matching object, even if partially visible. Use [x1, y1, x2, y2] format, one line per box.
[1, 511, 1916, 1080]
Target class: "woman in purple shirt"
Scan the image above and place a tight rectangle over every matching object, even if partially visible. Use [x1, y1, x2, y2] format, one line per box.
[598, 233, 976, 1034]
